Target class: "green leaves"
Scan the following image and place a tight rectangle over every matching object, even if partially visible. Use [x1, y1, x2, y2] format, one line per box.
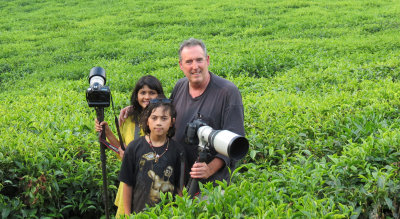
[2, 0, 400, 217]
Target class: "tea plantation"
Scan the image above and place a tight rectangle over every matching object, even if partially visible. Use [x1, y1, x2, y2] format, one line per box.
[1, 0, 400, 218]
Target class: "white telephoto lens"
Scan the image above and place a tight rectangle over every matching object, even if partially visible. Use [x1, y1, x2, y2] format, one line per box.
[198, 126, 249, 159]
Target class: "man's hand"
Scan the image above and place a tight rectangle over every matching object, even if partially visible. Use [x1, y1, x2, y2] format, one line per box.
[190, 162, 212, 179]
[190, 158, 224, 179]
[119, 106, 133, 125]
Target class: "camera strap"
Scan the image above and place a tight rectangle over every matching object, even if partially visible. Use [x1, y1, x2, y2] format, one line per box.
[111, 94, 126, 151]
[179, 152, 185, 192]
[114, 116, 126, 150]
[99, 138, 119, 154]
[133, 122, 140, 140]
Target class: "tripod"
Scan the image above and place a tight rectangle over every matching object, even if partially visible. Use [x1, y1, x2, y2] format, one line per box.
[186, 145, 211, 198]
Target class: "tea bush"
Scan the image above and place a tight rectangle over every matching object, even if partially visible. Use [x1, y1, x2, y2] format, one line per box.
[1, 0, 400, 218]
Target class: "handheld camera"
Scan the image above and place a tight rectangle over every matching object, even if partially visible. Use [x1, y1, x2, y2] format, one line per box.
[185, 119, 249, 160]
[86, 67, 111, 107]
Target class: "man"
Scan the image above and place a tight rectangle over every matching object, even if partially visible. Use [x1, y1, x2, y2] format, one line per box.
[170, 38, 245, 186]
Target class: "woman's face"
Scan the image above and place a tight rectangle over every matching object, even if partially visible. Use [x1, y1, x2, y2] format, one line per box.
[137, 85, 158, 109]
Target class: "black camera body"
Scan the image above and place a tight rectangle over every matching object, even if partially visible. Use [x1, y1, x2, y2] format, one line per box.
[185, 118, 249, 198]
[185, 119, 207, 145]
[86, 67, 111, 107]
[86, 86, 110, 107]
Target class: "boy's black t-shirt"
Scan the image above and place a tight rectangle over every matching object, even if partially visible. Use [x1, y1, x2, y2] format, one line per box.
[119, 136, 185, 213]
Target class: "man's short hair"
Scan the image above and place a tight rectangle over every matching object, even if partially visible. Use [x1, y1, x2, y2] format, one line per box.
[178, 38, 207, 61]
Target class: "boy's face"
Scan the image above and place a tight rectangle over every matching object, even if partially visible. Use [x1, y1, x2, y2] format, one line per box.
[147, 106, 174, 138]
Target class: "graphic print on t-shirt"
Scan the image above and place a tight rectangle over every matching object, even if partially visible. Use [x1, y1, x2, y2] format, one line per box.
[140, 152, 175, 203]
[148, 165, 174, 202]
[140, 152, 156, 171]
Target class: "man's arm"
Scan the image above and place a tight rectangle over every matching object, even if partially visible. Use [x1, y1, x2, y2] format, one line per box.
[190, 91, 245, 180]
[118, 106, 133, 125]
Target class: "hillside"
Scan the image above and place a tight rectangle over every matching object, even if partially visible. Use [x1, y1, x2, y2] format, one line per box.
[1, 0, 400, 217]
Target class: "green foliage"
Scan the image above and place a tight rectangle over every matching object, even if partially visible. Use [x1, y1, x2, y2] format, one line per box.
[1, 0, 400, 217]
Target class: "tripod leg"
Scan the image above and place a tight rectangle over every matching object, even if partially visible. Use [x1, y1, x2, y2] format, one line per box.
[96, 107, 110, 219]
[187, 149, 208, 198]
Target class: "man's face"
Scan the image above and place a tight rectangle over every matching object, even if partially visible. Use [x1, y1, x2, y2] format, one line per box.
[179, 45, 210, 87]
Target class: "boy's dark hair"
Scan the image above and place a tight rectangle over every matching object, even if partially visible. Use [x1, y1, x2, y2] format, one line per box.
[140, 95, 176, 138]
[129, 75, 164, 123]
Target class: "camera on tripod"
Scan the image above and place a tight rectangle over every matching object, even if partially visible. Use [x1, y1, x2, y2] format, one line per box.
[86, 67, 111, 108]
[185, 119, 249, 160]
[84, 66, 113, 217]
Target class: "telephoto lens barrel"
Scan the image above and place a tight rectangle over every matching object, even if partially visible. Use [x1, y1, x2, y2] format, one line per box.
[89, 66, 106, 87]
[197, 126, 249, 160]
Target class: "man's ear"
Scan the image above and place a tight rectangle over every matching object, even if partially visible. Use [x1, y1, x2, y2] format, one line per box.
[179, 60, 183, 71]
[171, 118, 176, 127]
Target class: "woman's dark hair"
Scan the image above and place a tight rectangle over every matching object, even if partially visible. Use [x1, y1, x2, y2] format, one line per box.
[129, 75, 164, 123]
[140, 96, 176, 138]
